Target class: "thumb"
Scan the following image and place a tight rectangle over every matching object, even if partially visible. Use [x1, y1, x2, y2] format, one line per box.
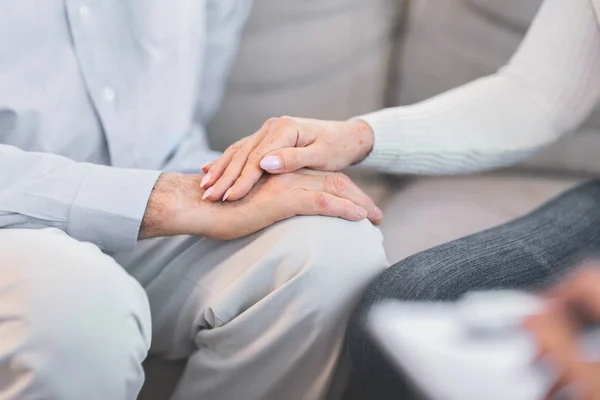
[259, 147, 317, 174]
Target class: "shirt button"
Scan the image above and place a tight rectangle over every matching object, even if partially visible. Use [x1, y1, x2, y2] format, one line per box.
[103, 87, 116, 103]
[79, 5, 91, 21]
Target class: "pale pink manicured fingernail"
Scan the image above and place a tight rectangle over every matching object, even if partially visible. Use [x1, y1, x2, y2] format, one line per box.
[202, 187, 214, 200]
[200, 171, 212, 188]
[356, 206, 368, 218]
[260, 156, 282, 171]
[223, 188, 232, 201]
[201, 161, 211, 169]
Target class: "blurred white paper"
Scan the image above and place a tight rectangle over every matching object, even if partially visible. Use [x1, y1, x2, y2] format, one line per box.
[367, 291, 556, 400]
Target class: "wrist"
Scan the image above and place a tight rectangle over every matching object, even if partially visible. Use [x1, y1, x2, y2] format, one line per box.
[347, 119, 375, 164]
[140, 172, 206, 239]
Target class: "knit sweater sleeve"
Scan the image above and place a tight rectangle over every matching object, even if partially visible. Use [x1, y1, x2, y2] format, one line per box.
[358, 0, 600, 174]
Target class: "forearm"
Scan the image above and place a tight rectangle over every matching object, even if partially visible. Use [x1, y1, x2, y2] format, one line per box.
[358, 73, 560, 174]
[356, 0, 600, 175]
[140, 172, 208, 239]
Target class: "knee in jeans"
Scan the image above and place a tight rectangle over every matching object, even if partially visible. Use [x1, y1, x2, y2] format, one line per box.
[346, 248, 470, 395]
[0, 229, 150, 399]
[359, 255, 455, 308]
[348, 246, 477, 349]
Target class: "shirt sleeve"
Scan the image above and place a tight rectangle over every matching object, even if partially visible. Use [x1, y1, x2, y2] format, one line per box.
[357, 0, 600, 174]
[0, 144, 161, 252]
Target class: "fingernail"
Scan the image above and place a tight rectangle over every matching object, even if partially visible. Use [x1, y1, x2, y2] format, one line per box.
[201, 161, 211, 170]
[200, 172, 212, 188]
[260, 156, 282, 171]
[202, 187, 214, 200]
[223, 188, 232, 201]
[356, 206, 368, 218]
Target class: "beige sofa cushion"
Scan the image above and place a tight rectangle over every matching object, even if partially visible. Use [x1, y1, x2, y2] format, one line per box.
[395, 0, 538, 105]
[207, 0, 399, 151]
[380, 174, 582, 264]
[465, 0, 541, 30]
[395, 0, 600, 174]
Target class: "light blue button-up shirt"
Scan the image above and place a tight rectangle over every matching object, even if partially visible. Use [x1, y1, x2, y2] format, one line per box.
[0, 1, 252, 252]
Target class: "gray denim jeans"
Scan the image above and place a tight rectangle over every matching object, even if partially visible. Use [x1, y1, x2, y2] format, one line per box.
[347, 179, 600, 399]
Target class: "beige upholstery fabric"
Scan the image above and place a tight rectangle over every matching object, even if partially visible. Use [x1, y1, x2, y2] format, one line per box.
[207, 0, 399, 151]
[380, 174, 582, 264]
[394, 0, 538, 105]
[465, 0, 542, 31]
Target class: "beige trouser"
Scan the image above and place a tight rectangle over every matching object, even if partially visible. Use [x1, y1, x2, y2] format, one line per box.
[0, 216, 388, 400]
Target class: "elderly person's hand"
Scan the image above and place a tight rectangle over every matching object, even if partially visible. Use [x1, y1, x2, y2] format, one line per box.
[140, 169, 381, 240]
[199, 117, 380, 218]
[524, 267, 600, 400]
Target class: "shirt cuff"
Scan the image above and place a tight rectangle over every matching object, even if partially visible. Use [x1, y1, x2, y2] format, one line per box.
[67, 164, 161, 252]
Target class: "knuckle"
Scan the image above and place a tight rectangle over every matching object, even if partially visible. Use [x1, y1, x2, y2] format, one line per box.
[222, 145, 242, 160]
[326, 173, 349, 193]
[315, 192, 330, 209]
[230, 138, 246, 151]
[240, 139, 254, 152]
[277, 116, 295, 129]
[229, 154, 244, 165]
[265, 117, 279, 127]
[220, 148, 235, 160]
[233, 145, 252, 159]
[278, 115, 294, 124]
[338, 172, 351, 183]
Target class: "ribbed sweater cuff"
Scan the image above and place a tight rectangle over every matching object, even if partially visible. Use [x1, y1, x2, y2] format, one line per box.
[355, 110, 406, 171]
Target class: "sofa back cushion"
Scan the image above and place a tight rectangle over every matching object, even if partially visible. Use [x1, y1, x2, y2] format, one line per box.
[207, 0, 399, 151]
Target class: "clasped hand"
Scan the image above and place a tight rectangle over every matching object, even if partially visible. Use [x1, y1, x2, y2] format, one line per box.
[199, 116, 382, 225]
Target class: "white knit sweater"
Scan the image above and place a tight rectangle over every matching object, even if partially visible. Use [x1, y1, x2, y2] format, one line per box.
[359, 0, 600, 174]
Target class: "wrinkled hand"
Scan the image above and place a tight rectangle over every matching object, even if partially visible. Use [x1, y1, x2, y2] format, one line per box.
[140, 169, 381, 241]
[524, 267, 600, 400]
[200, 116, 375, 203]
